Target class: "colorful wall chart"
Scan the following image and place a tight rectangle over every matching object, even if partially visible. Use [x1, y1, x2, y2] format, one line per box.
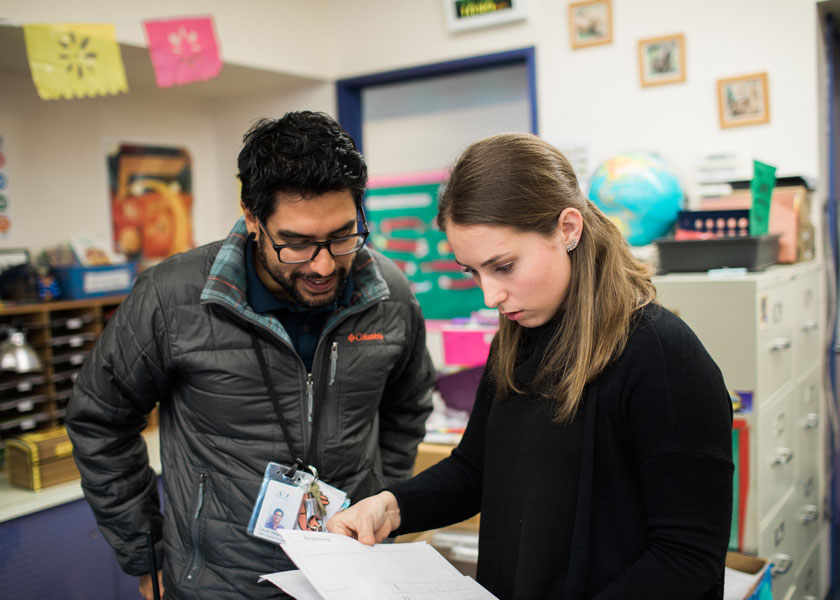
[365, 174, 485, 319]
[0, 134, 10, 239]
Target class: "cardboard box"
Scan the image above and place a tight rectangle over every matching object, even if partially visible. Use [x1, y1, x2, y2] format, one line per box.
[699, 186, 812, 264]
[725, 552, 771, 600]
[6, 426, 80, 490]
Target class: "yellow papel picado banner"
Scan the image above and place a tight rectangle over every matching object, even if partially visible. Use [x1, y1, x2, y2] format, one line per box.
[23, 23, 128, 100]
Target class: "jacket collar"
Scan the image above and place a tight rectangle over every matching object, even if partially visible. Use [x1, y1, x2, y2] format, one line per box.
[200, 217, 389, 341]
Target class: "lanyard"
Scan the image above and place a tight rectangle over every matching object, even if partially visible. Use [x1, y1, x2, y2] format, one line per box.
[251, 331, 321, 476]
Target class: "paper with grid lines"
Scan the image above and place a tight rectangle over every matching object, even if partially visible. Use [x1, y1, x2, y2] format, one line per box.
[259, 530, 496, 599]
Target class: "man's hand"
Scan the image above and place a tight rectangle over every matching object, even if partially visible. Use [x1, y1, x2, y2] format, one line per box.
[326, 491, 402, 545]
[139, 570, 164, 600]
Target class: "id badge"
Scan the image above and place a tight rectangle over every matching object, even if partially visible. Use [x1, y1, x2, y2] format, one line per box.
[247, 462, 313, 544]
[248, 462, 352, 542]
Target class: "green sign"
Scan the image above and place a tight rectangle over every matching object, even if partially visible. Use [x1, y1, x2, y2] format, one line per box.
[365, 183, 485, 319]
[749, 160, 776, 236]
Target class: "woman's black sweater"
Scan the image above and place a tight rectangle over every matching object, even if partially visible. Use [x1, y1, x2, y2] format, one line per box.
[390, 304, 733, 599]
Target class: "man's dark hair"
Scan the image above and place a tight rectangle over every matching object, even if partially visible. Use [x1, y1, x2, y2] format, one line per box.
[237, 111, 368, 221]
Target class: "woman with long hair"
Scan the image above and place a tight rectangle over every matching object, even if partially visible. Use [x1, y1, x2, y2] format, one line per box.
[328, 133, 733, 599]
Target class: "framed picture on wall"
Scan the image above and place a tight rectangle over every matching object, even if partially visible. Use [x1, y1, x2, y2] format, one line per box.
[442, 0, 528, 32]
[568, 0, 612, 49]
[717, 72, 770, 129]
[638, 34, 685, 87]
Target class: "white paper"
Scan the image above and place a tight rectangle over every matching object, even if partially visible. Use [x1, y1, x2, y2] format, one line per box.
[259, 570, 324, 600]
[260, 531, 497, 600]
[361, 576, 497, 600]
[723, 566, 763, 600]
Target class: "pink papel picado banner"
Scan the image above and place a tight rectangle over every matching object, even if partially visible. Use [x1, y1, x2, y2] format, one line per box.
[143, 16, 222, 88]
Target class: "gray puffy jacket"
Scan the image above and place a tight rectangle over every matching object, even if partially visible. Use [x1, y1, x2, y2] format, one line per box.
[66, 218, 435, 599]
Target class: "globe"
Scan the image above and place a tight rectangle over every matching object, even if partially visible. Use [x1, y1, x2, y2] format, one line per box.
[587, 152, 684, 246]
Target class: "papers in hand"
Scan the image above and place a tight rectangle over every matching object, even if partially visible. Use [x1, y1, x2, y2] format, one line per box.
[259, 530, 497, 600]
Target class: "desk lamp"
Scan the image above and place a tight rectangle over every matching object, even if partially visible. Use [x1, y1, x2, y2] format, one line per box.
[0, 327, 43, 373]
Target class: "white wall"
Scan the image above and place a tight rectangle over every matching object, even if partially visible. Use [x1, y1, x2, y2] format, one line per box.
[330, 0, 821, 206]
[0, 68, 334, 252]
[0, 0, 824, 253]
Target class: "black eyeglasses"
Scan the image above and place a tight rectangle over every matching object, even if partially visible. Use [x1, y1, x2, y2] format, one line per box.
[257, 206, 369, 264]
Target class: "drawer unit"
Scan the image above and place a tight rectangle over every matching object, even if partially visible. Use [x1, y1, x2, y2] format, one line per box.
[756, 386, 797, 518]
[795, 366, 823, 480]
[759, 489, 798, 596]
[792, 272, 820, 375]
[654, 262, 825, 600]
[792, 536, 824, 600]
[0, 296, 125, 466]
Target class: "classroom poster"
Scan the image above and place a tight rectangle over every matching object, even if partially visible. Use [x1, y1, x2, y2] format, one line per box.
[0, 134, 10, 239]
[365, 176, 484, 319]
[107, 144, 194, 265]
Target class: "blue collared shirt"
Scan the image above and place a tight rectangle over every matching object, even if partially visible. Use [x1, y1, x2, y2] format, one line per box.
[245, 239, 353, 372]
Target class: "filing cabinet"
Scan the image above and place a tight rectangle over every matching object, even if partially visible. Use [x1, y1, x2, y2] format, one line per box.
[654, 262, 826, 600]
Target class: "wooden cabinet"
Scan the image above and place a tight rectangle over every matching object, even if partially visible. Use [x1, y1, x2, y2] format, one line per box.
[0, 296, 125, 461]
[653, 262, 826, 600]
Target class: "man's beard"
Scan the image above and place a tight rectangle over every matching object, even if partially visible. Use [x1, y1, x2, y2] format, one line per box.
[256, 236, 351, 308]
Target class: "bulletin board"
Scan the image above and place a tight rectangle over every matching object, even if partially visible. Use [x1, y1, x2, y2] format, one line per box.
[365, 177, 484, 319]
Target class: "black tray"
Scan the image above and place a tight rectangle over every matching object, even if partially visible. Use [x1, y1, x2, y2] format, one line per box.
[655, 234, 780, 274]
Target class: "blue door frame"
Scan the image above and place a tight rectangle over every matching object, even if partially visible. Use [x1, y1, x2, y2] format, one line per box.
[335, 46, 538, 154]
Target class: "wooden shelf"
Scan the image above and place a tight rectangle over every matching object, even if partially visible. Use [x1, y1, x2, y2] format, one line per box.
[0, 295, 126, 453]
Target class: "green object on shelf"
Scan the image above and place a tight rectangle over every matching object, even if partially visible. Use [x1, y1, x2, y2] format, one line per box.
[749, 160, 776, 236]
[729, 428, 739, 550]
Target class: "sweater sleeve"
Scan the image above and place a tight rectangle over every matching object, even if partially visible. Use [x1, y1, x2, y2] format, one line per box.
[65, 268, 172, 576]
[386, 368, 492, 534]
[592, 311, 733, 599]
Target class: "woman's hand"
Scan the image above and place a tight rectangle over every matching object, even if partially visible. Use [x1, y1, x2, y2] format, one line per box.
[326, 491, 402, 545]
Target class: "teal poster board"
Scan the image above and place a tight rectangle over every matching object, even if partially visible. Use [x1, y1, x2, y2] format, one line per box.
[365, 181, 485, 319]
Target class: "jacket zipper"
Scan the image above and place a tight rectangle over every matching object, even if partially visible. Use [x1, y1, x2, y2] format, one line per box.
[206, 298, 382, 465]
[329, 342, 338, 386]
[306, 373, 314, 423]
[185, 473, 207, 584]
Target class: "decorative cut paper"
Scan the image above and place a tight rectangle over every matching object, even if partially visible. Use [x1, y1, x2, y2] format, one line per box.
[22, 23, 128, 100]
[143, 17, 222, 88]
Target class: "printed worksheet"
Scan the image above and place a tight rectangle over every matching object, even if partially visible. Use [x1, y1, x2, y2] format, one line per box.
[259, 530, 497, 600]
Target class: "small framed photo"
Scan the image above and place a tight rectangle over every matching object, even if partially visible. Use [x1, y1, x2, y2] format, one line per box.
[443, 0, 528, 32]
[568, 0, 612, 49]
[638, 34, 685, 87]
[717, 72, 770, 129]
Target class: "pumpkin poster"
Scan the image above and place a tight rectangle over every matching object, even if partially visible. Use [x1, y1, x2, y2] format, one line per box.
[107, 144, 194, 266]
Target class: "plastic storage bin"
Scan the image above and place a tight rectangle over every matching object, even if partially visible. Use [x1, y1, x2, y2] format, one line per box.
[53, 263, 137, 299]
[655, 234, 780, 274]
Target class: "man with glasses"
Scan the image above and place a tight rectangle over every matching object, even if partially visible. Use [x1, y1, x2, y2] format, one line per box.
[67, 111, 435, 600]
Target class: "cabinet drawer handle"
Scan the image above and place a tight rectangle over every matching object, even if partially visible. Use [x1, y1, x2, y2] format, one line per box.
[771, 448, 793, 466]
[771, 553, 793, 576]
[769, 338, 791, 352]
[804, 413, 819, 430]
[801, 320, 818, 332]
[802, 596, 818, 600]
[799, 504, 819, 524]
